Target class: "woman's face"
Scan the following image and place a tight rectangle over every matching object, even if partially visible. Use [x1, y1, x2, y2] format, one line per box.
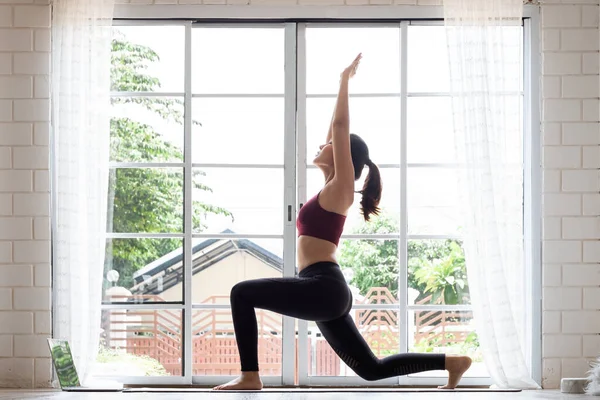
[313, 141, 334, 167]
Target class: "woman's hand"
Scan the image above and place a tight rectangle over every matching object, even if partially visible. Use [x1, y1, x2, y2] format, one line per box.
[340, 53, 362, 81]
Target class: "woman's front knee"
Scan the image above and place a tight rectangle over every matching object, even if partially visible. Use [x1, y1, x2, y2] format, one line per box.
[230, 281, 248, 301]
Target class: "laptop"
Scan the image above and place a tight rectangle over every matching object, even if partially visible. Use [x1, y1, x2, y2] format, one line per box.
[47, 338, 123, 392]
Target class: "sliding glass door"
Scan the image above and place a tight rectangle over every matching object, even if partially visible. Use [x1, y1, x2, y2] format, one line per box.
[101, 21, 297, 386]
[296, 21, 523, 387]
[99, 19, 526, 387]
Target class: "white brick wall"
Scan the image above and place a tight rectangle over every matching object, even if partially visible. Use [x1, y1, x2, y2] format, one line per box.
[0, 0, 597, 390]
[0, 0, 51, 389]
[541, 0, 600, 389]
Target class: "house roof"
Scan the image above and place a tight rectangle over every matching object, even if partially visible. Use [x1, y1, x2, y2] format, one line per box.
[129, 229, 284, 295]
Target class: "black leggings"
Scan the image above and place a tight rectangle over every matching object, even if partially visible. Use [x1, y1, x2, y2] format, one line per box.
[230, 261, 446, 381]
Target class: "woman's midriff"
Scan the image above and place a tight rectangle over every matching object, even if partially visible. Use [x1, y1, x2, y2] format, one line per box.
[297, 235, 338, 272]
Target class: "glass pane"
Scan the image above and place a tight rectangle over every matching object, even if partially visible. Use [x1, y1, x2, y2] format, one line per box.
[192, 28, 284, 94]
[437, 95, 523, 165]
[408, 26, 450, 93]
[192, 98, 284, 164]
[408, 95, 523, 165]
[407, 97, 455, 164]
[407, 239, 469, 306]
[110, 97, 183, 163]
[338, 239, 400, 304]
[306, 97, 401, 165]
[307, 309, 400, 376]
[307, 168, 400, 234]
[103, 238, 183, 302]
[192, 308, 282, 376]
[190, 238, 283, 304]
[408, 310, 487, 377]
[111, 26, 184, 93]
[407, 167, 462, 236]
[408, 25, 523, 93]
[192, 168, 283, 235]
[306, 27, 400, 94]
[107, 168, 183, 233]
[97, 309, 182, 376]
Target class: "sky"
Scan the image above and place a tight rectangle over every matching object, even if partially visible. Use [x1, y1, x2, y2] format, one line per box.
[109, 23, 523, 264]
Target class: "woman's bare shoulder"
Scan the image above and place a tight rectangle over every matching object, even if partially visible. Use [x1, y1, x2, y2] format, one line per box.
[318, 183, 354, 215]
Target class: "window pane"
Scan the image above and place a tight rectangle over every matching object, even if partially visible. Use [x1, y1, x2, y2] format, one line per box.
[192, 28, 284, 94]
[192, 98, 284, 165]
[407, 239, 469, 306]
[306, 97, 401, 165]
[307, 309, 399, 376]
[103, 238, 183, 302]
[407, 167, 461, 236]
[107, 168, 183, 233]
[111, 97, 183, 163]
[440, 95, 523, 165]
[407, 97, 455, 164]
[408, 26, 450, 93]
[407, 97, 523, 165]
[193, 168, 283, 234]
[111, 26, 184, 93]
[192, 308, 282, 376]
[307, 168, 400, 234]
[408, 25, 523, 93]
[408, 310, 487, 377]
[190, 238, 283, 305]
[306, 27, 400, 94]
[338, 239, 400, 303]
[97, 309, 182, 376]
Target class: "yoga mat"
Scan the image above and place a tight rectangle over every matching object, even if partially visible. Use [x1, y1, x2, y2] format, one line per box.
[123, 387, 522, 393]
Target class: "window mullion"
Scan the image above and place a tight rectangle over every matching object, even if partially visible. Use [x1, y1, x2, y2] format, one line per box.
[296, 21, 310, 387]
[398, 20, 409, 375]
[282, 22, 298, 387]
[183, 21, 193, 384]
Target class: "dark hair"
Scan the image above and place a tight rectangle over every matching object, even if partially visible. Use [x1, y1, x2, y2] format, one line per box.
[350, 133, 382, 222]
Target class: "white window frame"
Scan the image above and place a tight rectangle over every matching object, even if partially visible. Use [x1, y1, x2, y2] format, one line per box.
[97, 4, 541, 387]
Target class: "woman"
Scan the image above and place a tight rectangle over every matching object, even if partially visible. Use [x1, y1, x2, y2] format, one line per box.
[214, 54, 472, 391]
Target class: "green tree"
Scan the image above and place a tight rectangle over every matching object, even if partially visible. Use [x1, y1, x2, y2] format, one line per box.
[339, 214, 407, 299]
[339, 213, 467, 304]
[106, 31, 232, 289]
[412, 240, 469, 304]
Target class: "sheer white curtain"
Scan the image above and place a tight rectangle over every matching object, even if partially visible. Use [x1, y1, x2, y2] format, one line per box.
[52, 0, 115, 383]
[444, 0, 539, 389]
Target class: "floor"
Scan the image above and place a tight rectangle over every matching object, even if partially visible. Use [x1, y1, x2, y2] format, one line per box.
[0, 389, 592, 400]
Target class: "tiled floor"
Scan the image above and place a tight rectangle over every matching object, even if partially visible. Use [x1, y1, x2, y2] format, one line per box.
[0, 389, 591, 400]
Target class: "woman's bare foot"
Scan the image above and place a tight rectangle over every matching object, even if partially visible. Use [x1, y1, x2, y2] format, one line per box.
[438, 355, 472, 389]
[213, 371, 263, 391]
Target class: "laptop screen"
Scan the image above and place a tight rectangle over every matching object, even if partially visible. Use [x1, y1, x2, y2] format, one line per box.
[48, 339, 81, 388]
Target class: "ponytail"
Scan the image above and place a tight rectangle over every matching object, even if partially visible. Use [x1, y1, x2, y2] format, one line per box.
[359, 159, 382, 222]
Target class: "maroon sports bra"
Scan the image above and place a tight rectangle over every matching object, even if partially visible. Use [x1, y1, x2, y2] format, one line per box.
[296, 192, 346, 246]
